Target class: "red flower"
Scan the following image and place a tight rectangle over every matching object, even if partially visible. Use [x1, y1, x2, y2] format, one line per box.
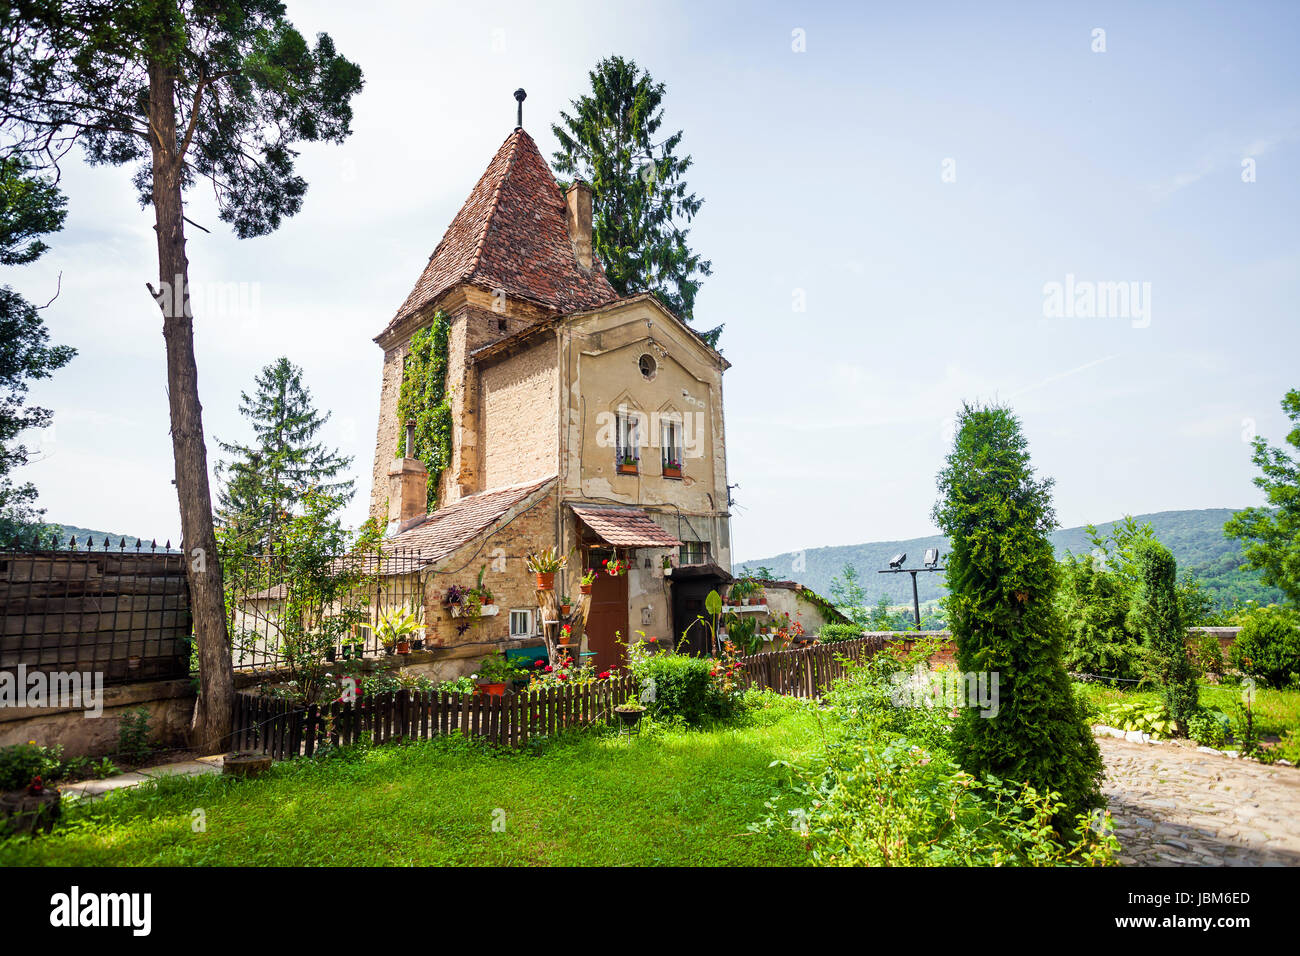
[544, 665, 553, 673]
[534, 659, 544, 668]
[598, 671, 610, 679]
[558, 674, 568, 681]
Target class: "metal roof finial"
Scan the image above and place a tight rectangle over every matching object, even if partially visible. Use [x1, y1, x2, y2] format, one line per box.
[514, 88, 526, 129]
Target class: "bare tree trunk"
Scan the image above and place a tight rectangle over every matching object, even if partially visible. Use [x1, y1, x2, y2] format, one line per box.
[147, 55, 234, 754]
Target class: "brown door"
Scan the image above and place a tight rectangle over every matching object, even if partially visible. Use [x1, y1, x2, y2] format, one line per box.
[584, 557, 629, 672]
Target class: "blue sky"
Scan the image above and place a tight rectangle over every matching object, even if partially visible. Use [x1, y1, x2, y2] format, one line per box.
[9, 0, 1299, 561]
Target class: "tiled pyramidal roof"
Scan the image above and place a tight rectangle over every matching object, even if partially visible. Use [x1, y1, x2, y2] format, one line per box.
[385, 128, 618, 333]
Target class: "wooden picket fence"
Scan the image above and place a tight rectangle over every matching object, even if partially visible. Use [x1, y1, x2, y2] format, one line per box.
[229, 636, 891, 760]
[231, 673, 638, 760]
[736, 635, 889, 698]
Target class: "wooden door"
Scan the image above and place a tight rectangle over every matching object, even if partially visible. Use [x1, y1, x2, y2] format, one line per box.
[584, 558, 629, 672]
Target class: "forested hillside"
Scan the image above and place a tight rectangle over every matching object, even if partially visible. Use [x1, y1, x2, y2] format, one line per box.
[737, 509, 1282, 610]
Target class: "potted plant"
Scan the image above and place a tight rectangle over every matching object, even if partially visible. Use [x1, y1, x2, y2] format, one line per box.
[555, 623, 575, 648]
[579, 569, 597, 594]
[603, 557, 628, 577]
[614, 694, 646, 729]
[443, 584, 467, 607]
[559, 594, 572, 616]
[662, 457, 683, 479]
[474, 654, 523, 697]
[526, 547, 566, 590]
[616, 452, 639, 475]
[375, 605, 422, 656]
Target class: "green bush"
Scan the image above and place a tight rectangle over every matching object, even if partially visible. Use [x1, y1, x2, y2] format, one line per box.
[1187, 708, 1230, 748]
[817, 623, 863, 644]
[0, 743, 57, 791]
[756, 649, 1117, 866]
[638, 653, 736, 725]
[759, 738, 1117, 867]
[1230, 607, 1300, 689]
[1191, 631, 1225, 680]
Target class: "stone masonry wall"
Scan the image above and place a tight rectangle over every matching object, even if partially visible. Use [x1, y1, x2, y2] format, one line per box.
[417, 482, 560, 677]
[478, 341, 558, 492]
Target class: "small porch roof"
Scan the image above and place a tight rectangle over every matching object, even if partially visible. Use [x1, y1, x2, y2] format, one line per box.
[570, 504, 683, 548]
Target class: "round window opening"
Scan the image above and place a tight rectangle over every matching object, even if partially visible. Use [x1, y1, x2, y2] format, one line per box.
[638, 353, 658, 380]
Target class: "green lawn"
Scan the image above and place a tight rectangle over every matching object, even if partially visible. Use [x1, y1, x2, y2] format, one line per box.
[0, 696, 821, 866]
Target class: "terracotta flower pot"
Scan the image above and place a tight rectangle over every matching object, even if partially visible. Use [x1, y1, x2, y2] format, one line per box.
[396, 641, 411, 655]
[477, 681, 507, 697]
[561, 604, 571, 615]
[580, 583, 592, 594]
[536, 572, 555, 590]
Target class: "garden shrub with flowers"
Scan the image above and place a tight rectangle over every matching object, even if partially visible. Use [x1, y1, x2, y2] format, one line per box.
[528, 652, 598, 689]
[624, 633, 743, 725]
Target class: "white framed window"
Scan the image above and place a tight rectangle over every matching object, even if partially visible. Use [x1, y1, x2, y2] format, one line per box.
[509, 608, 533, 638]
[616, 410, 640, 465]
[661, 418, 683, 471]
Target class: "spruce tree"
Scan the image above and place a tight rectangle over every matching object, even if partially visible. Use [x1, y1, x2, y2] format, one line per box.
[552, 55, 717, 342]
[1130, 539, 1198, 731]
[933, 403, 1103, 818]
[217, 357, 353, 549]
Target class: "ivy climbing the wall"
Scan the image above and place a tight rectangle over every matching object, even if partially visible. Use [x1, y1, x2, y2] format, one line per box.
[395, 313, 453, 511]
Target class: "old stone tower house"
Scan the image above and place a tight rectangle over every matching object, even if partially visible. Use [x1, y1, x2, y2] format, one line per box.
[367, 121, 732, 672]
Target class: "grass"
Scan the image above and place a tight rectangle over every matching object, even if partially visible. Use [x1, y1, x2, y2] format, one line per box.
[0, 695, 821, 867]
[1074, 679, 1300, 740]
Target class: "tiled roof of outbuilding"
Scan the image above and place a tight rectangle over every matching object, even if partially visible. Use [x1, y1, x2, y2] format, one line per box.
[386, 476, 556, 563]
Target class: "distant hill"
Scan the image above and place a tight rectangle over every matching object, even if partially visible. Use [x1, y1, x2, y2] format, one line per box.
[737, 509, 1282, 610]
[48, 523, 180, 552]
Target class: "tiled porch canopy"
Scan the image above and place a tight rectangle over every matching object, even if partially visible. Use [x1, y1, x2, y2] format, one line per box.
[571, 505, 683, 549]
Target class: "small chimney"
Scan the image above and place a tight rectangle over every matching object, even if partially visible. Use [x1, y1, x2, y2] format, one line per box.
[514, 88, 527, 129]
[387, 442, 428, 534]
[565, 181, 593, 272]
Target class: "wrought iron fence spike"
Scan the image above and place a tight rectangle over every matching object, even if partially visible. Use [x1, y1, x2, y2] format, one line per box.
[134, 538, 142, 552]
[119, 537, 127, 551]
[150, 539, 157, 552]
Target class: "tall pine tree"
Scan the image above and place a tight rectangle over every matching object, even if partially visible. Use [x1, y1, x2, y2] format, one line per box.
[1, 0, 363, 750]
[933, 403, 1103, 820]
[552, 55, 717, 343]
[217, 357, 353, 550]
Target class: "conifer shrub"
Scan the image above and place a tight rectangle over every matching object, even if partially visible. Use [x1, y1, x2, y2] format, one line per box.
[1130, 540, 1198, 731]
[932, 403, 1103, 819]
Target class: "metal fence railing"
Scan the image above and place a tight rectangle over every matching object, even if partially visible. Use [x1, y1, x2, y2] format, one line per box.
[0, 537, 191, 685]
